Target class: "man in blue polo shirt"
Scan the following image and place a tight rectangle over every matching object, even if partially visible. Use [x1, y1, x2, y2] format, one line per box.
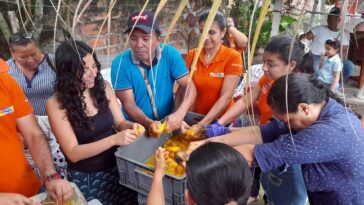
[111, 11, 195, 136]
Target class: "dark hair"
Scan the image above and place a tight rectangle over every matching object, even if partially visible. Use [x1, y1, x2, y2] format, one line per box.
[325, 38, 341, 50]
[54, 40, 108, 132]
[199, 10, 231, 47]
[9, 32, 38, 49]
[186, 142, 252, 205]
[265, 35, 314, 74]
[267, 73, 345, 114]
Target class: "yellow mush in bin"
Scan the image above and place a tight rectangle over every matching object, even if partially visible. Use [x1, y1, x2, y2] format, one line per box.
[145, 131, 205, 176]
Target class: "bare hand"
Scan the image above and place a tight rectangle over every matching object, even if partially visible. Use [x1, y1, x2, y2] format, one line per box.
[148, 121, 163, 137]
[227, 17, 235, 27]
[45, 179, 74, 205]
[154, 147, 168, 177]
[0, 193, 39, 205]
[166, 113, 184, 132]
[179, 121, 190, 134]
[132, 123, 145, 137]
[113, 129, 137, 145]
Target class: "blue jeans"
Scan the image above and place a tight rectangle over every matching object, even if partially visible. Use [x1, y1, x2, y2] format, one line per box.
[342, 59, 354, 82]
[261, 164, 308, 205]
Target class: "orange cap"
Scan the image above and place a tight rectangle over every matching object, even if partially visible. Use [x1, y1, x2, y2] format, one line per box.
[0, 58, 9, 73]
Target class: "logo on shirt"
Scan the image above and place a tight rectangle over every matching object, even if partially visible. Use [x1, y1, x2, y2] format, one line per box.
[0, 106, 14, 117]
[209, 72, 224, 78]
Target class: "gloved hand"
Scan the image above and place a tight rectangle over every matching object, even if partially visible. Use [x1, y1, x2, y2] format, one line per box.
[204, 122, 228, 138]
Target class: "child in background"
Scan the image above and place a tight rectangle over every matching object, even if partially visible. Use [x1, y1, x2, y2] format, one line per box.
[318, 39, 342, 91]
[147, 142, 252, 205]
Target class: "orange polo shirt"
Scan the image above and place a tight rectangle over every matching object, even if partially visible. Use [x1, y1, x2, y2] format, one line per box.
[186, 45, 243, 115]
[0, 59, 42, 196]
[257, 75, 274, 124]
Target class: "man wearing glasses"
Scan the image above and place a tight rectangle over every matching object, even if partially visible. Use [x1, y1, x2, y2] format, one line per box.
[6, 32, 67, 178]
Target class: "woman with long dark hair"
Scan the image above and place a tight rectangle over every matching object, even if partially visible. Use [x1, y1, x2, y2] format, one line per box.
[46, 40, 142, 204]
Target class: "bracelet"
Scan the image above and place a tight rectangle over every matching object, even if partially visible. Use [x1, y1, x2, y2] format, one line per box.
[43, 172, 62, 182]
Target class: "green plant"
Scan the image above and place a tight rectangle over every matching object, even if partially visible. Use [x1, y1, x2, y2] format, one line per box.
[236, 3, 297, 49]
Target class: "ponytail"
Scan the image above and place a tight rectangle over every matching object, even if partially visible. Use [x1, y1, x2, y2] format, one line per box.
[265, 35, 314, 74]
[268, 73, 342, 113]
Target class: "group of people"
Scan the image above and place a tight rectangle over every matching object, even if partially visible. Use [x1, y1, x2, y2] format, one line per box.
[1, 7, 363, 205]
[145, 6, 364, 205]
[300, 7, 354, 91]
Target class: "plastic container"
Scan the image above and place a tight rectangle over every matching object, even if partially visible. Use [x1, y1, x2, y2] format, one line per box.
[115, 133, 186, 205]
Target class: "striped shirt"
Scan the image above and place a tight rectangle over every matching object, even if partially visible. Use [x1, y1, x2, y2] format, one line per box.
[7, 54, 56, 116]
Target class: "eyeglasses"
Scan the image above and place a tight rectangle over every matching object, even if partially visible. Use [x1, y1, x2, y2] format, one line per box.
[9, 32, 33, 43]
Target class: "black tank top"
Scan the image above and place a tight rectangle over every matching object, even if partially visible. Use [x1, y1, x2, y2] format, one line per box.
[67, 108, 117, 172]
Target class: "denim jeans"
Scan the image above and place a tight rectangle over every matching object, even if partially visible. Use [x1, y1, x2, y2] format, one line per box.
[342, 59, 354, 82]
[261, 164, 308, 205]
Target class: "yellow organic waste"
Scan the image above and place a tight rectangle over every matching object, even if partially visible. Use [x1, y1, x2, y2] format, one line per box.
[40, 198, 79, 205]
[159, 121, 167, 132]
[135, 124, 145, 135]
[145, 133, 204, 176]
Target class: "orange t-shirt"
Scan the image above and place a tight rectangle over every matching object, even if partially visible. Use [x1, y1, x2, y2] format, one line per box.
[0, 58, 9, 73]
[186, 45, 243, 115]
[257, 75, 274, 124]
[0, 61, 42, 196]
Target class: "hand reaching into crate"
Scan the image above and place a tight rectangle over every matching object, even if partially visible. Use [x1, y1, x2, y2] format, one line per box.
[154, 147, 169, 177]
[147, 147, 168, 205]
[148, 121, 170, 137]
[131, 123, 145, 137]
[112, 129, 137, 145]
[165, 113, 184, 132]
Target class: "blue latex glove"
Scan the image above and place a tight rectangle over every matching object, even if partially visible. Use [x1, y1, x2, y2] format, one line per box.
[205, 122, 229, 138]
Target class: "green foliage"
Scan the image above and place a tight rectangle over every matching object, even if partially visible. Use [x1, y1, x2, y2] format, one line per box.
[235, 2, 297, 49]
[279, 16, 296, 32]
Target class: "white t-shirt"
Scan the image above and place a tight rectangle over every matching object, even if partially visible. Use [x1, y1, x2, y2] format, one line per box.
[309, 25, 350, 55]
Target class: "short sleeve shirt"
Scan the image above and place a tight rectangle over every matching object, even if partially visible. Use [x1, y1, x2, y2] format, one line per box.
[7, 54, 56, 116]
[257, 75, 274, 124]
[309, 25, 350, 55]
[185, 45, 243, 115]
[317, 54, 343, 84]
[255, 99, 364, 203]
[111, 44, 188, 121]
[0, 59, 42, 196]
